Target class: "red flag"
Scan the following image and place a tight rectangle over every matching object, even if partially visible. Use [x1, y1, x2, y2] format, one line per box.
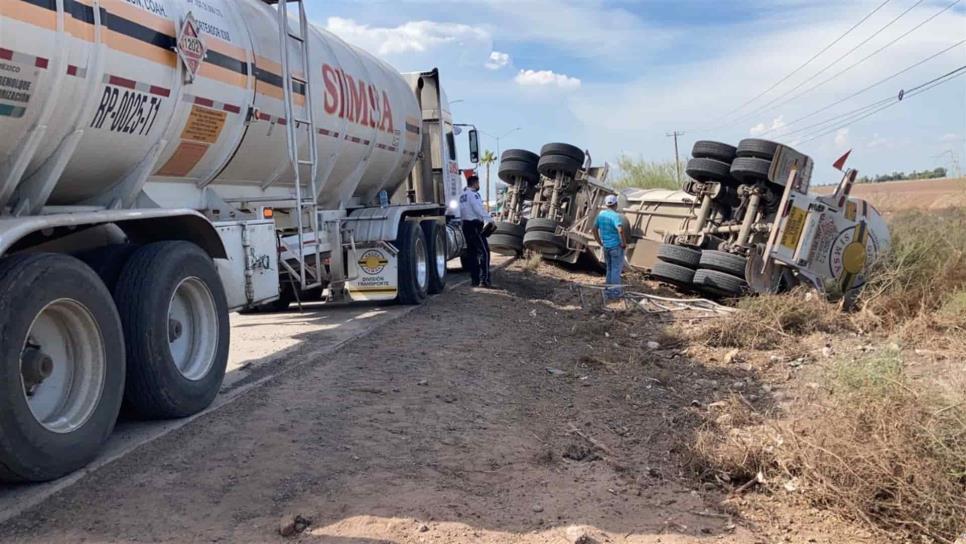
[832, 150, 852, 171]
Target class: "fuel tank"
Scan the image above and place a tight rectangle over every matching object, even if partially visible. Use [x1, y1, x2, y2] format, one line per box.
[0, 0, 422, 213]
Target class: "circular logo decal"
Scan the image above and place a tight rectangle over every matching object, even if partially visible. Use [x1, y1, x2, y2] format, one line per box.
[358, 250, 388, 276]
[829, 225, 878, 288]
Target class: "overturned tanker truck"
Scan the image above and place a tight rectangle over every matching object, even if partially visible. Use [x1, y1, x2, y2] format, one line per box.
[489, 143, 615, 265]
[0, 0, 478, 482]
[622, 139, 891, 299]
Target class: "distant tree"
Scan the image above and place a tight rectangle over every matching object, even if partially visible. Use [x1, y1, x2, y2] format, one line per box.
[863, 167, 948, 183]
[611, 155, 684, 190]
[479, 149, 497, 209]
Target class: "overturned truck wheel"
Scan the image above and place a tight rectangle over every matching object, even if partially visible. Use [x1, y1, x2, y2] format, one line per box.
[0, 254, 125, 482]
[650, 261, 695, 287]
[523, 230, 566, 255]
[114, 241, 230, 420]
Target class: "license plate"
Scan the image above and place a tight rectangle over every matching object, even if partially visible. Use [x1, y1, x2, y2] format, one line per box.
[781, 207, 807, 250]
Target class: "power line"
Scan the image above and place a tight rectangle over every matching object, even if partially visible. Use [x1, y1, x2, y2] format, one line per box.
[710, 0, 893, 123]
[763, 39, 965, 136]
[730, 0, 961, 128]
[755, 0, 963, 120]
[795, 64, 966, 143]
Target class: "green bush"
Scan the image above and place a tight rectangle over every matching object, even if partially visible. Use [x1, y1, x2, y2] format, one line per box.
[611, 155, 684, 190]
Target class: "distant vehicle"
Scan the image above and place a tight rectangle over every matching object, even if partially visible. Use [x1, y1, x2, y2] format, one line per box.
[0, 0, 477, 482]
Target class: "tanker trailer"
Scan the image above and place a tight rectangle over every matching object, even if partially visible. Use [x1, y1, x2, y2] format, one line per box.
[0, 0, 475, 482]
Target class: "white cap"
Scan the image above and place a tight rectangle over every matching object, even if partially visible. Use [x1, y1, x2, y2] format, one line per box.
[604, 195, 619, 207]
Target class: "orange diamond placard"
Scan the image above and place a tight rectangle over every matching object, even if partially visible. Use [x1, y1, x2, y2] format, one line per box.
[177, 12, 207, 82]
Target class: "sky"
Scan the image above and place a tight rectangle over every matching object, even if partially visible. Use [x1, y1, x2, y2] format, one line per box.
[307, 0, 966, 185]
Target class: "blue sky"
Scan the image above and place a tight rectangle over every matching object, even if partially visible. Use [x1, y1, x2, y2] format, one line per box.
[308, 0, 966, 185]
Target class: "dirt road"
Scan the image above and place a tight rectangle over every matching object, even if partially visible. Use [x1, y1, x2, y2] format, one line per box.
[0, 264, 856, 543]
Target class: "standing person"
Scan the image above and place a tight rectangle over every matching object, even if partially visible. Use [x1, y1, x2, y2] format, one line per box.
[459, 175, 493, 288]
[594, 194, 627, 300]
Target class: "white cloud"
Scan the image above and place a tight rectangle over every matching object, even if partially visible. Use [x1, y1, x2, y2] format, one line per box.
[834, 128, 850, 149]
[867, 133, 889, 149]
[514, 69, 581, 89]
[940, 133, 963, 143]
[749, 116, 786, 136]
[325, 17, 489, 56]
[485, 51, 510, 70]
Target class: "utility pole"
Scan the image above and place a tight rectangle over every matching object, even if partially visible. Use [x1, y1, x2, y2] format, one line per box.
[666, 131, 684, 185]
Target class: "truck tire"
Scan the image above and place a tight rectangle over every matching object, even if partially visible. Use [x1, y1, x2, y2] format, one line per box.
[494, 221, 525, 238]
[540, 142, 584, 162]
[730, 157, 772, 184]
[525, 218, 559, 234]
[692, 141, 737, 163]
[114, 241, 230, 419]
[396, 221, 430, 305]
[488, 234, 523, 256]
[501, 149, 539, 164]
[650, 261, 695, 286]
[422, 220, 448, 295]
[0, 253, 125, 482]
[657, 244, 701, 268]
[537, 154, 581, 178]
[693, 269, 748, 297]
[499, 159, 538, 185]
[75, 244, 140, 292]
[523, 230, 566, 255]
[736, 138, 780, 161]
[686, 158, 733, 183]
[699, 250, 749, 277]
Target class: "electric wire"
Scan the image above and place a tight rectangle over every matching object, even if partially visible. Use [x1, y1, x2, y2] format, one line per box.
[795, 64, 966, 143]
[724, 0, 961, 129]
[762, 39, 965, 136]
[710, 0, 894, 123]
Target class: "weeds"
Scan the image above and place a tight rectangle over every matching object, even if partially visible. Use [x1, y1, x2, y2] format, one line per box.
[856, 209, 966, 338]
[690, 350, 966, 542]
[692, 288, 846, 349]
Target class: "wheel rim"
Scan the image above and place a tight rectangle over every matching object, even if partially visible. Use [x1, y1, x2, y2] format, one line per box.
[21, 299, 106, 434]
[434, 228, 446, 280]
[168, 277, 218, 381]
[415, 236, 428, 291]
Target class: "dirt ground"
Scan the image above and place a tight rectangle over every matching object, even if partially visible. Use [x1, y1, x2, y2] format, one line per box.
[813, 177, 966, 213]
[0, 262, 879, 544]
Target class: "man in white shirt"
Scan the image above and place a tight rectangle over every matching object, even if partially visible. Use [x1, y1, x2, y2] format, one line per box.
[459, 175, 493, 287]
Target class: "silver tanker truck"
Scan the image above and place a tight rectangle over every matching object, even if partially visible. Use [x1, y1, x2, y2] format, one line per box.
[0, 0, 477, 481]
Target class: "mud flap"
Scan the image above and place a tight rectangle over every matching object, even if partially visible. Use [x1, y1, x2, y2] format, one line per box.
[346, 245, 399, 302]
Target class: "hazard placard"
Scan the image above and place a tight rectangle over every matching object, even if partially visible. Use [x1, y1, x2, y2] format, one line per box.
[177, 12, 207, 82]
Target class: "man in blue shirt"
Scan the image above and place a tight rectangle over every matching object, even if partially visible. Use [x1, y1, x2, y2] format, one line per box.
[594, 194, 627, 299]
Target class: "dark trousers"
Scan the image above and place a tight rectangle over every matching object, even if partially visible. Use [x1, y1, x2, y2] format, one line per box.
[462, 220, 490, 285]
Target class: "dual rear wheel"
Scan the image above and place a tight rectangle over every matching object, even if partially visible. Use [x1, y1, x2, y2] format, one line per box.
[0, 241, 230, 482]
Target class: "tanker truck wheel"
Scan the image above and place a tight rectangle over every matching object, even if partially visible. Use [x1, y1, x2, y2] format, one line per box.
[114, 241, 229, 419]
[396, 221, 430, 305]
[422, 220, 448, 295]
[0, 253, 125, 482]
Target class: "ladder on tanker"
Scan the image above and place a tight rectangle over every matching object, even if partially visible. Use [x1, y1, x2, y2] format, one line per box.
[270, 0, 322, 291]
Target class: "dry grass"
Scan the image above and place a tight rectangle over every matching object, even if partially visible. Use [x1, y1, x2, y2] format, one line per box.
[683, 209, 966, 541]
[691, 288, 847, 350]
[690, 351, 966, 543]
[855, 209, 966, 344]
